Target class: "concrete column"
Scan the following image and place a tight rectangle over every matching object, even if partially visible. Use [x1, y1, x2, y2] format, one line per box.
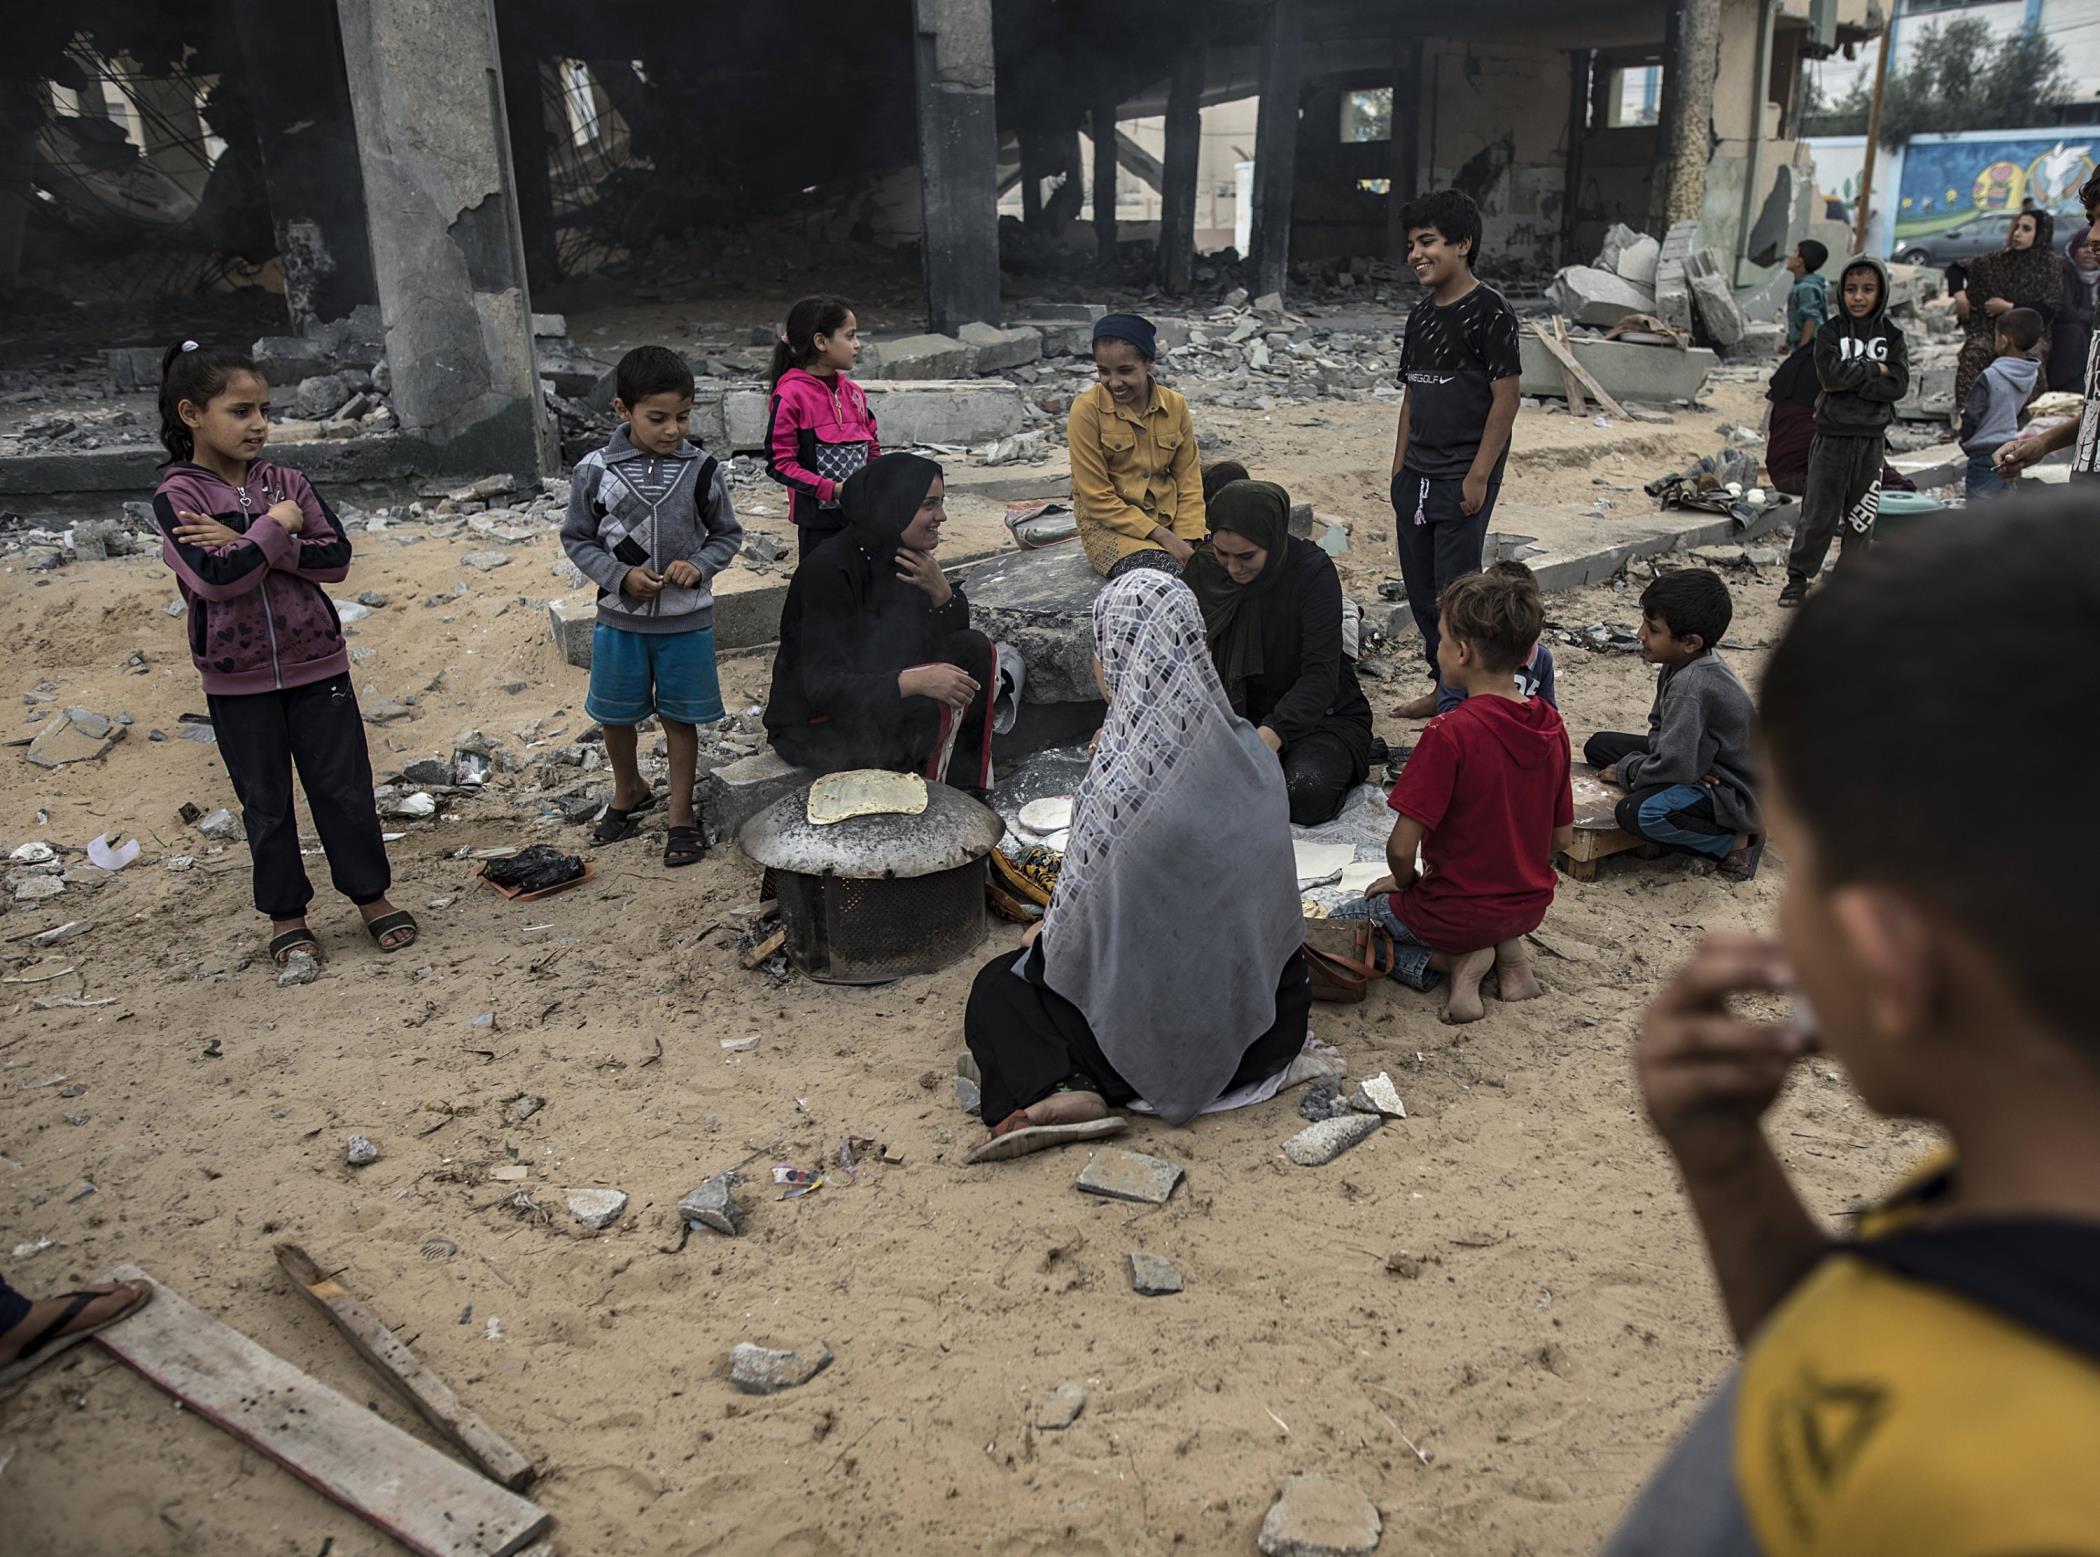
[1092, 89, 1119, 265]
[1157, 52, 1202, 292]
[1561, 49, 1592, 265]
[1387, 35, 1423, 264]
[1249, 0, 1303, 299]
[912, 0, 1001, 332]
[232, 0, 379, 332]
[1655, 0, 1722, 228]
[336, 0, 552, 477]
[498, 23, 561, 293]
[1019, 128, 1046, 223]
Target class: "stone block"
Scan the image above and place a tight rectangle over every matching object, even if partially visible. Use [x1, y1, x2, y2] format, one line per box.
[729, 1341, 832, 1394]
[1258, 1475, 1382, 1557]
[963, 544, 1104, 704]
[1011, 320, 1093, 356]
[1517, 334, 1716, 406]
[862, 380, 1026, 446]
[1283, 1113, 1381, 1166]
[567, 1187, 628, 1229]
[293, 370, 372, 421]
[533, 336, 606, 397]
[312, 303, 383, 365]
[531, 312, 567, 337]
[1127, 1251, 1184, 1295]
[1613, 235, 1661, 287]
[872, 333, 978, 380]
[707, 749, 817, 847]
[106, 346, 164, 392]
[1685, 248, 1746, 347]
[721, 387, 770, 450]
[1548, 266, 1658, 328]
[548, 595, 595, 668]
[1655, 221, 1698, 332]
[957, 321, 1043, 371]
[1075, 1149, 1183, 1205]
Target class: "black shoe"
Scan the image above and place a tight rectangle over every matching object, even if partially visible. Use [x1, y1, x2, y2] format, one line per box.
[1777, 576, 1808, 608]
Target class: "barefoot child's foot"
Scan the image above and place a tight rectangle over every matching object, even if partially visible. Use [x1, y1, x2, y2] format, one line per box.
[1441, 947, 1495, 1024]
[1392, 689, 1440, 720]
[1493, 937, 1543, 1002]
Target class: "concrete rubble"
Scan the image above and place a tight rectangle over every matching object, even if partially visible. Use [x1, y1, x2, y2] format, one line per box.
[1258, 1475, 1383, 1557]
[729, 1340, 833, 1395]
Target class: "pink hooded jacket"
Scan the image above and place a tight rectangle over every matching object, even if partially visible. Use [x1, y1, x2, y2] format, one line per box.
[766, 367, 879, 531]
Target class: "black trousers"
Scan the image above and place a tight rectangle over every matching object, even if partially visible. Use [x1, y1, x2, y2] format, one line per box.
[963, 943, 1311, 1124]
[1790, 434, 1880, 581]
[1281, 727, 1364, 826]
[796, 516, 846, 558]
[1584, 731, 1733, 852]
[207, 671, 390, 919]
[1392, 466, 1500, 683]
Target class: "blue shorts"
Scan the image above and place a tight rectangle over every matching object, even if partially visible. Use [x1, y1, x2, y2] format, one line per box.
[586, 624, 724, 728]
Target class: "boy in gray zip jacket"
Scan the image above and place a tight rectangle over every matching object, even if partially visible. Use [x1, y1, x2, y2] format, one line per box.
[561, 347, 743, 866]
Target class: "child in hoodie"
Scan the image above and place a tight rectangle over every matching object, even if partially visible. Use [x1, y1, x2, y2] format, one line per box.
[1782, 255, 1910, 607]
[562, 346, 744, 867]
[1959, 307, 2043, 500]
[151, 340, 414, 967]
[1328, 569, 1574, 1025]
[765, 296, 879, 557]
[1585, 570, 1762, 882]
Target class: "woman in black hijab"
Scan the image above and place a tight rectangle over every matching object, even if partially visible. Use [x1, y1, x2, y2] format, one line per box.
[1180, 478, 1374, 824]
[762, 453, 996, 791]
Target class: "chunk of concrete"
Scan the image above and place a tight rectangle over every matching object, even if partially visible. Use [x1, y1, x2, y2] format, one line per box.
[567, 1188, 628, 1230]
[105, 346, 165, 392]
[1517, 334, 1716, 406]
[1655, 221, 1698, 332]
[679, 1173, 745, 1235]
[1549, 266, 1658, 329]
[533, 336, 607, 397]
[1612, 234, 1661, 287]
[729, 1340, 832, 1394]
[1283, 1113, 1382, 1166]
[251, 336, 333, 383]
[708, 749, 818, 847]
[958, 321, 1043, 371]
[1258, 1474, 1382, 1557]
[1127, 1251, 1184, 1295]
[871, 333, 978, 380]
[1035, 1382, 1086, 1429]
[963, 545, 1106, 705]
[25, 712, 124, 769]
[1008, 319, 1093, 356]
[862, 380, 1026, 447]
[1075, 1149, 1183, 1205]
[1685, 248, 1746, 347]
[549, 595, 595, 669]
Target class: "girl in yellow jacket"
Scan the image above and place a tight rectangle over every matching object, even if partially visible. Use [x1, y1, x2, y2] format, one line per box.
[1066, 314, 1207, 578]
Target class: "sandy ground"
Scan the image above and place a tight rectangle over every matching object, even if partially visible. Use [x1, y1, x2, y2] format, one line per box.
[0, 377, 1932, 1557]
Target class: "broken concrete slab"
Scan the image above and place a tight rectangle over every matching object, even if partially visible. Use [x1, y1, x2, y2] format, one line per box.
[1258, 1474, 1382, 1557]
[1075, 1149, 1184, 1205]
[1517, 335, 1716, 406]
[706, 750, 817, 847]
[25, 712, 125, 769]
[958, 321, 1043, 371]
[251, 336, 334, 383]
[1655, 221, 1698, 332]
[1612, 235, 1661, 287]
[1127, 1251, 1184, 1295]
[871, 333, 978, 380]
[1685, 249, 1747, 347]
[963, 544, 1104, 705]
[567, 1188, 628, 1230]
[1549, 266, 1658, 328]
[863, 380, 1027, 448]
[679, 1173, 745, 1235]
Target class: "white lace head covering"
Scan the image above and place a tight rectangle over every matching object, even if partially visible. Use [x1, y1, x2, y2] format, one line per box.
[1041, 570, 1304, 1123]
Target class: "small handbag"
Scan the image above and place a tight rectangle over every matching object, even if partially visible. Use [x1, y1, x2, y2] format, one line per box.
[1301, 917, 1396, 1003]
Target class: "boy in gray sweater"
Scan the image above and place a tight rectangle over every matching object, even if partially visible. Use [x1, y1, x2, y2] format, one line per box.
[1584, 570, 1762, 881]
[562, 347, 743, 866]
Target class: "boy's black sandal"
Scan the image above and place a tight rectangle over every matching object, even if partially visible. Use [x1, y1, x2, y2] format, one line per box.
[591, 792, 659, 844]
[364, 910, 419, 951]
[269, 927, 321, 968]
[663, 825, 706, 869]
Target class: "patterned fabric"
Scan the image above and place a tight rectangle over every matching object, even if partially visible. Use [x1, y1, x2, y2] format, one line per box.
[1105, 548, 1182, 579]
[1039, 571, 1304, 1124]
[810, 438, 870, 501]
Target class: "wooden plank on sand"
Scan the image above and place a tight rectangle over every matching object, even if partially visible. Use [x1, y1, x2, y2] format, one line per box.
[94, 1264, 550, 1557]
[1532, 321, 1627, 419]
[275, 1242, 535, 1490]
[1550, 318, 1587, 416]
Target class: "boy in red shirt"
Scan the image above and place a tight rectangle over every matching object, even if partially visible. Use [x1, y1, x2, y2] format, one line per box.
[1332, 570, 1574, 1022]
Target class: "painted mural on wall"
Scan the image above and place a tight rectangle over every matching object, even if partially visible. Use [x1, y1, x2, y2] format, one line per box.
[1894, 134, 2098, 240]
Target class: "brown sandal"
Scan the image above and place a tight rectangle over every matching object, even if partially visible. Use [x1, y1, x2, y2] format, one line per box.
[964, 1109, 1126, 1165]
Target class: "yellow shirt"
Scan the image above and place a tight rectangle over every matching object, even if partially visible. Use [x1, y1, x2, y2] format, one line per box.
[1066, 381, 1207, 576]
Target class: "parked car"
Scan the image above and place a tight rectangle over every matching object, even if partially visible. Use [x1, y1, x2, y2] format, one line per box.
[1893, 210, 2019, 267]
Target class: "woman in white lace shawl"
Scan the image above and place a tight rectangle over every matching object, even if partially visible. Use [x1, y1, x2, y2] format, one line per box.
[960, 570, 1310, 1163]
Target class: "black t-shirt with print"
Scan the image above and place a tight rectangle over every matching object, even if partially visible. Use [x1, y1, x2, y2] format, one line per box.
[1398, 281, 1524, 480]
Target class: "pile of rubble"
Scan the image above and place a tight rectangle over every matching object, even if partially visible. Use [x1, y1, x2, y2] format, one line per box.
[1548, 221, 1775, 355]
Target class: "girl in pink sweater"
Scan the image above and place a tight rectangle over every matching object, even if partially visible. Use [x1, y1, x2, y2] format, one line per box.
[765, 295, 880, 557]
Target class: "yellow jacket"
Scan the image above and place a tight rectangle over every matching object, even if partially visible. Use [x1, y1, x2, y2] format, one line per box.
[1066, 382, 1207, 576]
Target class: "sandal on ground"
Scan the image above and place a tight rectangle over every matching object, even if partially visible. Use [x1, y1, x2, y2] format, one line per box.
[1717, 835, 1766, 883]
[591, 793, 659, 843]
[269, 927, 321, 968]
[0, 1281, 155, 1400]
[364, 909, 419, 952]
[663, 824, 706, 868]
[1777, 577, 1809, 608]
[965, 1110, 1125, 1165]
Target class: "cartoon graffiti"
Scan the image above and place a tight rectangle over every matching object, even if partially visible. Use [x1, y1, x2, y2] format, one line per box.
[1972, 160, 2024, 211]
[1893, 134, 2099, 241]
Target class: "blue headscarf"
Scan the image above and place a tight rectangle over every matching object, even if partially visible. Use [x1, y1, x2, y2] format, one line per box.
[1092, 313, 1157, 360]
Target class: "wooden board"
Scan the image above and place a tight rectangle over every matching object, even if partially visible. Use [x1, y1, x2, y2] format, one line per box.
[1532, 321, 1628, 420]
[1560, 763, 1643, 881]
[1550, 318, 1587, 416]
[94, 1265, 551, 1557]
[275, 1244, 535, 1490]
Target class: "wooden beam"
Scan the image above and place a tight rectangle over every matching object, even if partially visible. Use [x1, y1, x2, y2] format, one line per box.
[95, 1265, 550, 1557]
[1531, 321, 1624, 418]
[275, 1243, 535, 1491]
[1550, 319, 1587, 416]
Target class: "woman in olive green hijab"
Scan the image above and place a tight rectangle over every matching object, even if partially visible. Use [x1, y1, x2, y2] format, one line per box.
[1182, 479, 1374, 825]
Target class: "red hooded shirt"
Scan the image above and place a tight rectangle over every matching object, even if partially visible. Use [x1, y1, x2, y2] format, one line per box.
[1387, 693, 1573, 951]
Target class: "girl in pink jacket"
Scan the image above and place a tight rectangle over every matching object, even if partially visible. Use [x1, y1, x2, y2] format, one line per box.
[765, 296, 879, 557]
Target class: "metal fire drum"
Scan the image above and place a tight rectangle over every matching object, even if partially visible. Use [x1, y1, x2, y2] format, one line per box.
[738, 782, 1006, 984]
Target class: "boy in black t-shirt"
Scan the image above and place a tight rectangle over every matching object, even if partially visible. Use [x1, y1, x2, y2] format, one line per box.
[1388, 190, 1525, 719]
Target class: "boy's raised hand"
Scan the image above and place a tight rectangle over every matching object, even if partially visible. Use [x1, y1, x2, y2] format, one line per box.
[172, 510, 241, 549]
[663, 559, 702, 588]
[623, 565, 665, 600]
[1637, 933, 1813, 1182]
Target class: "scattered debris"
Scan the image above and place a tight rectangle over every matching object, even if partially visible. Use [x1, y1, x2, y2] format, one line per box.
[1349, 1074, 1407, 1119]
[1035, 1382, 1086, 1430]
[567, 1188, 628, 1230]
[345, 1134, 380, 1167]
[1297, 1073, 1354, 1123]
[1075, 1149, 1183, 1206]
[1127, 1251, 1184, 1296]
[729, 1340, 832, 1395]
[678, 1173, 745, 1236]
[277, 950, 322, 987]
[1257, 1473, 1383, 1557]
[1283, 1114, 1382, 1167]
